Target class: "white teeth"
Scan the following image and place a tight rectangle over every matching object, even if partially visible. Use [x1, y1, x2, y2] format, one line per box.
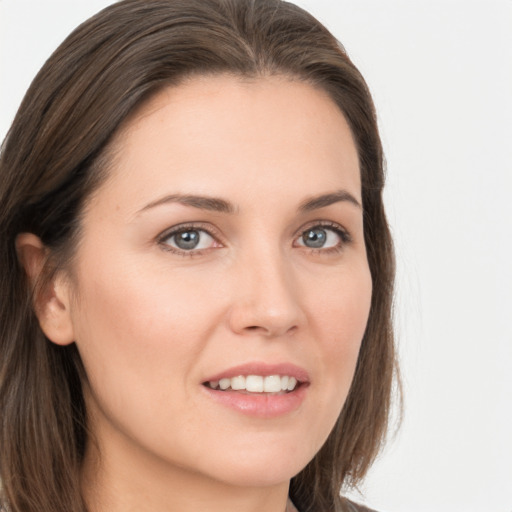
[207, 374, 299, 393]
[219, 378, 230, 390]
[231, 375, 245, 390]
[264, 375, 282, 393]
[246, 375, 264, 392]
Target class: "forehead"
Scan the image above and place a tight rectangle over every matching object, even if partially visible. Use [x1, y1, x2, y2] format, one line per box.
[92, 74, 361, 214]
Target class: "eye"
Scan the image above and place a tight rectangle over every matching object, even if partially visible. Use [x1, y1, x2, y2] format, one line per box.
[295, 224, 350, 251]
[160, 226, 219, 253]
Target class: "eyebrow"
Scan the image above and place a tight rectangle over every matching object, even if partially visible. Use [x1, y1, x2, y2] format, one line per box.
[298, 190, 361, 212]
[138, 194, 236, 214]
[138, 189, 361, 215]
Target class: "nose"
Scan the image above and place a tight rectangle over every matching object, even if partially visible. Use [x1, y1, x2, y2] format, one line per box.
[227, 248, 306, 338]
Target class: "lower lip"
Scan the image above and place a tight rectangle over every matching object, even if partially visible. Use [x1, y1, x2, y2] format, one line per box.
[202, 385, 308, 418]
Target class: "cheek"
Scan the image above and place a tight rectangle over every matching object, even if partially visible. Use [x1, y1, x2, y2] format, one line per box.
[68, 257, 215, 408]
[73, 253, 213, 344]
[311, 260, 372, 355]
[302, 261, 372, 439]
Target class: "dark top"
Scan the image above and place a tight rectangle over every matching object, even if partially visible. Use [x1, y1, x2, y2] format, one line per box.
[288, 497, 378, 512]
[345, 499, 378, 512]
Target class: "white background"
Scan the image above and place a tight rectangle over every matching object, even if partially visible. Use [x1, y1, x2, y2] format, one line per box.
[1, 1, 511, 511]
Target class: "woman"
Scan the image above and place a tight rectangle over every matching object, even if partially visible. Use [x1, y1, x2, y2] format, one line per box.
[0, 1, 397, 511]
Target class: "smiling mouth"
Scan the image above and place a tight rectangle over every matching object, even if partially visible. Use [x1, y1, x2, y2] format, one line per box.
[204, 375, 299, 394]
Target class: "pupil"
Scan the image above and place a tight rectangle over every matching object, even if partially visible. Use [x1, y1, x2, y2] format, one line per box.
[303, 228, 326, 248]
[175, 230, 200, 250]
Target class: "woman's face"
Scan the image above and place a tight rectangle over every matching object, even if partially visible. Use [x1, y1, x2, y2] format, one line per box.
[64, 75, 372, 489]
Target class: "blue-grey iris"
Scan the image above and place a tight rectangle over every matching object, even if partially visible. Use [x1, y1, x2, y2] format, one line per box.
[303, 228, 327, 248]
[174, 230, 200, 250]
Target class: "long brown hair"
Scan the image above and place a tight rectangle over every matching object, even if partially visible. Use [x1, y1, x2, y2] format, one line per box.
[0, 1, 397, 511]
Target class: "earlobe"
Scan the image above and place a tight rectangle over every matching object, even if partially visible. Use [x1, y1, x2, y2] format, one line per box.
[15, 233, 75, 346]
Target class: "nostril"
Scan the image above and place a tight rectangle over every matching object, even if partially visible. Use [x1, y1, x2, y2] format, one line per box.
[243, 324, 298, 336]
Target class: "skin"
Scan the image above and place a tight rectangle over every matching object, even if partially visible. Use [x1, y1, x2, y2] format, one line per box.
[18, 75, 372, 512]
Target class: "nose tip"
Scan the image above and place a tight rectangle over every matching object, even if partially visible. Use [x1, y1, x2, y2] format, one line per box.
[229, 304, 302, 338]
[227, 262, 305, 338]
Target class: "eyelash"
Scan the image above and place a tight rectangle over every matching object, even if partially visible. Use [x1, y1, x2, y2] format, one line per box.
[157, 221, 352, 257]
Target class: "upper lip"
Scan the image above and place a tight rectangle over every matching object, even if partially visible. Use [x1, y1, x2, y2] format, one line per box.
[203, 362, 310, 384]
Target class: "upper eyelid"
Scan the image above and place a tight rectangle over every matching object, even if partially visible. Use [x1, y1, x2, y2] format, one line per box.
[293, 220, 352, 242]
[157, 222, 223, 243]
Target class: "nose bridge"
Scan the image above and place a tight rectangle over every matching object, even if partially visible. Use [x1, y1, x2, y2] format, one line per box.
[228, 237, 304, 337]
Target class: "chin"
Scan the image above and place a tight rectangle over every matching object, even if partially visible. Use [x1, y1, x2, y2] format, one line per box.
[191, 438, 316, 488]
[208, 459, 306, 489]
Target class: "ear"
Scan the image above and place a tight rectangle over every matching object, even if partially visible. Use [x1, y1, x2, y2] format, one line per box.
[15, 233, 75, 346]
